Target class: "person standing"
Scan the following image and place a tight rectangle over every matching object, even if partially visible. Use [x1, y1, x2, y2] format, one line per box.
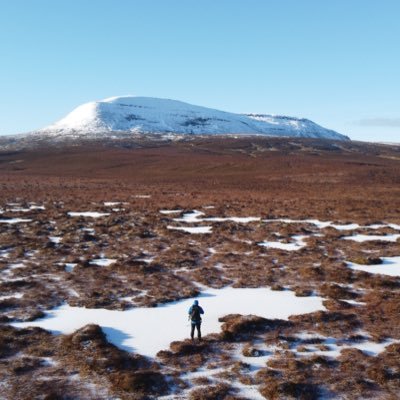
[188, 300, 204, 340]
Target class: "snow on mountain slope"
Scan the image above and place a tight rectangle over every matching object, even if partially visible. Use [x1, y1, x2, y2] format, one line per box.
[38, 96, 349, 141]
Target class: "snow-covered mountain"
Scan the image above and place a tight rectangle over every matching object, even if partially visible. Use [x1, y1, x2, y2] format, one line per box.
[37, 96, 349, 141]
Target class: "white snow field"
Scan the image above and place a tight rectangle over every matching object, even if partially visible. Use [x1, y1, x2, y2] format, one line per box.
[342, 233, 400, 242]
[12, 287, 325, 359]
[37, 96, 348, 140]
[159, 209, 183, 215]
[167, 225, 213, 234]
[258, 235, 308, 251]
[262, 218, 398, 231]
[67, 211, 110, 218]
[347, 256, 400, 277]
[0, 218, 32, 224]
[89, 258, 117, 267]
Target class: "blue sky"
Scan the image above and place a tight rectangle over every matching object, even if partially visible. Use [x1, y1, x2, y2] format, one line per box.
[1, 0, 399, 142]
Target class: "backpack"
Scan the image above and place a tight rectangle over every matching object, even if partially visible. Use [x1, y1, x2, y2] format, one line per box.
[190, 305, 201, 321]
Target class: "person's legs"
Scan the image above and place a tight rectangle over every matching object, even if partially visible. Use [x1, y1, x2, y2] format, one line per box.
[190, 322, 195, 339]
[196, 322, 201, 339]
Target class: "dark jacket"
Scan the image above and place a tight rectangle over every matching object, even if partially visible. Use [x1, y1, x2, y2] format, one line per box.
[188, 304, 204, 323]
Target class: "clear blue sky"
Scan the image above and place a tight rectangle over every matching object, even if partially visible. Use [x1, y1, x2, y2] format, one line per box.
[1, 0, 399, 142]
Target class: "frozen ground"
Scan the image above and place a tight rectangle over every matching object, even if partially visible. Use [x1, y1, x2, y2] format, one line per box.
[12, 287, 325, 358]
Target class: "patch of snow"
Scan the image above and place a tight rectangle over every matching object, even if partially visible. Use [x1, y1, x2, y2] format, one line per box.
[0, 249, 10, 258]
[160, 209, 183, 214]
[49, 236, 62, 244]
[29, 205, 45, 210]
[368, 224, 387, 229]
[204, 217, 260, 223]
[7, 263, 26, 271]
[297, 337, 398, 358]
[263, 219, 400, 233]
[173, 210, 204, 223]
[388, 223, 400, 230]
[331, 223, 360, 230]
[11, 286, 325, 359]
[295, 332, 326, 340]
[231, 379, 266, 400]
[347, 339, 399, 356]
[263, 218, 333, 229]
[104, 202, 122, 206]
[25, 250, 39, 258]
[40, 357, 58, 367]
[346, 256, 400, 277]
[0, 218, 32, 224]
[167, 226, 212, 234]
[65, 263, 77, 273]
[8, 207, 32, 212]
[258, 235, 307, 251]
[135, 257, 155, 264]
[0, 293, 24, 301]
[340, 299, 366, 306]
[68, 289, 80, 298]
[343, 234, 400, 242]
[68, 211, 110, 218]
[174, 211, 260, 225]
[82, 228, 95, 233]
[89, 258, 117, 267]
[8, 205, 45, 212]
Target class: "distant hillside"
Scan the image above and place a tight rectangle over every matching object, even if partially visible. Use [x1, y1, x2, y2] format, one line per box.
[28, 96, 348, 141]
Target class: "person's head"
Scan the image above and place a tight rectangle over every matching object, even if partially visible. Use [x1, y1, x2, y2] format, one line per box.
[194, 300, 199, 306]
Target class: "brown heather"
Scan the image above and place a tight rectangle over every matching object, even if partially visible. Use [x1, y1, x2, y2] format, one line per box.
[0, 136, 400, 399]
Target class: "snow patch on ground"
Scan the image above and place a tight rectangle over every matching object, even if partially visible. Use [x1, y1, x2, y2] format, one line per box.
[167, 225, 212, 234]
[263, 218, 400, 232]
[89, 258, 117, 267]
[204, 216, 260, 223]
[11, 287, 325, 359]
[0, 293, 24, 301]
[135, 257, 155, 264]
[49, 236, 62, 244]
[346, 256, 400, 277]
[173, 210, 260, 224]
[0, 218, 32, 224]
[258, 235, 308, 251]
[292, 332, 399, 358]
[68, 211, 110, 218]
[0, 249, 10, 258]
[173, 210, 204, 223]
[343, 234, 400, 242]
[65, 263, 77, 273]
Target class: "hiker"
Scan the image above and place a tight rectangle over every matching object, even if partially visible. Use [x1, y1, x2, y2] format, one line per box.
[188, 300, 204, 340]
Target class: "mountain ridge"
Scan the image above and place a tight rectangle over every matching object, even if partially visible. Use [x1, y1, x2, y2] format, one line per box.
[33, 96, 349, 141]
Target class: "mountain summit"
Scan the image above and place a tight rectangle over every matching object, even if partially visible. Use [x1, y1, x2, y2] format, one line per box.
[38, 96, 349, 141]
